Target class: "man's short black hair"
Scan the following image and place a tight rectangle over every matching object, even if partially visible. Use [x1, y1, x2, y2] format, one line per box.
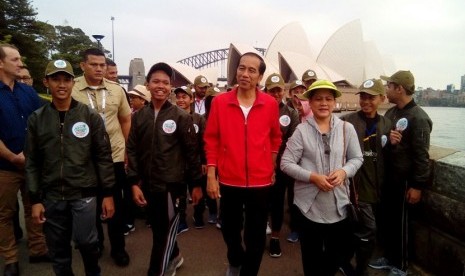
[106, 58, 116, 67]
[81, 48, 105, 62]
[239, 52, 266, 75]
[146, 62, 174, 83]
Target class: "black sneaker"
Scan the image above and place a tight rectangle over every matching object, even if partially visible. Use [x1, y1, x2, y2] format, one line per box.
[193, 216, 205, 229]
[177, 222, 189, 234]
[269, 238, 282, 257]
[123, 224, 135, 236]
[111, 250, 130, 267]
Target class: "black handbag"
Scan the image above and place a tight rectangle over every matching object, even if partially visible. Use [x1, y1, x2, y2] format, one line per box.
[342, 121, 361, 227]
[346, 201, 360, 224]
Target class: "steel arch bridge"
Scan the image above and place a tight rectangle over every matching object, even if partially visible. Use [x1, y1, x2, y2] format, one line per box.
[177, 47, 266, 69]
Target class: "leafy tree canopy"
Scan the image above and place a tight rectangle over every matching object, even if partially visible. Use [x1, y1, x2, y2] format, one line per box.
[1, 0, 105, 92]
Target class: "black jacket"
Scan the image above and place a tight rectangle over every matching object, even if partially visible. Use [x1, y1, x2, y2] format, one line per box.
[25, 99, 114, 204]
[192, 111, 206, 164]
[384, 100, 432, 189]
[342, 111, 392, 203]
[126, 101, 202, 192]
[277, 102, 300, 167]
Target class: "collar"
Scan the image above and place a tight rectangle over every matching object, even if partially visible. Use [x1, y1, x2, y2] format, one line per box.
[356, 110, 380, 121]
[0, 80, 21, 91]
[51, 98, 79, 110]
[226, 87, 265, 107]
[149, 100, 172, 111]
[74, 76, 107, 91]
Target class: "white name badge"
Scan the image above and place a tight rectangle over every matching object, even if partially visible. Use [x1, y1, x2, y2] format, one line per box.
[381, 135, 387, 148]
[396, 118, 408, 132]
[279, 115, 291, 127]
[162, 120, 177, 134]
[72, 122, 90, 138]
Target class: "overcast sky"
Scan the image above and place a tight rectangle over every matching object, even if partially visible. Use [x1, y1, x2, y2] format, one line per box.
[31, 0, 464, 90]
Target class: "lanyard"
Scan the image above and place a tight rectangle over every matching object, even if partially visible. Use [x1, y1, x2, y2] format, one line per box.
[195, 98, 204, 114]
[86, 89, 106, 113]
[365, 123, 377, 136]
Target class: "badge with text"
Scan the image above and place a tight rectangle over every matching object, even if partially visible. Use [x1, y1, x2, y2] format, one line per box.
[271, 76, 280, 83]
[363, 79, 374, 88]
[162, 120, 177, 134]
[72, 122, 90, 138]
[193, 123, 199, 133]
[381, 135, 387, 148]
[279, 115, 291, 127]
[396, 118, 408, 132]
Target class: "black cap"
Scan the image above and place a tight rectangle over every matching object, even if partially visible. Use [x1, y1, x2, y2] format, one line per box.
[146, 62, 174, 82]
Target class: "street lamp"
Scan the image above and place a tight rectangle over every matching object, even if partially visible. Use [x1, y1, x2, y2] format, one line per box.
[92, 34, 105, 50]
[111, 16, 115, 61]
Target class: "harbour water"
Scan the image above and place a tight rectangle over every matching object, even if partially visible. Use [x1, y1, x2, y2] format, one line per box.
[422, 106, 465, 151]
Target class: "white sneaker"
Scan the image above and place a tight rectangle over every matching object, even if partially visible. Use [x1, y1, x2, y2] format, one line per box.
[368, 257, 392, 270]
[388, 267, 407, 276]
[226, 265, 241, 276]
[164, 254, 183, 276]
[266, 221, 272, 235]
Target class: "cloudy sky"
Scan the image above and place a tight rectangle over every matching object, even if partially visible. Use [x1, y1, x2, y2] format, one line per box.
[31, 0, 464, 90]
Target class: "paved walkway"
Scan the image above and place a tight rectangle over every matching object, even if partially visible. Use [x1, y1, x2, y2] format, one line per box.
[2, 203, 399, 276]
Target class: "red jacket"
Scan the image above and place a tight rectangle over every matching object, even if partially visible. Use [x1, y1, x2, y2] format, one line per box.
[204, 88, 282, 187]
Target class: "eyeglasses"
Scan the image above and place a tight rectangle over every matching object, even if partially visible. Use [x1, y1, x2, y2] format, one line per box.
[18, 77, 32, 83]
[322, 134, 331, 155]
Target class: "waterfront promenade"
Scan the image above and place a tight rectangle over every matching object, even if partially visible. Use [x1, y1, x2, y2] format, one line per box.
[1, 203, 407, 275]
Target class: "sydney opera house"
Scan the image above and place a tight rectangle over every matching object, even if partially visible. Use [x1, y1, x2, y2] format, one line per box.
[130, 20, 396, 106]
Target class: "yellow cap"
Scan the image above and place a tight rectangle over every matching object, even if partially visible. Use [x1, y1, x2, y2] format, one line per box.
[303, 79, 341, 98]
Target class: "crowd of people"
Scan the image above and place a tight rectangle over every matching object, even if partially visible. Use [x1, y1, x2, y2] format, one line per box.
[0, 43, 432, 276]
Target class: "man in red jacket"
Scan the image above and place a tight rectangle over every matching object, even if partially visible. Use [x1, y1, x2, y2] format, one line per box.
[204, 52, 281, 276]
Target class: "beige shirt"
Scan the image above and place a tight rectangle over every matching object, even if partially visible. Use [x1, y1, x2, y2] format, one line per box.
[72, 76, 131, 162]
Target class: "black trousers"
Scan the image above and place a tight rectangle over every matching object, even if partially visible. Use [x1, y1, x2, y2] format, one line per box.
[297, 212, 353, 276]
[190, 175, 218, 221]
[220, 184, 270, 276]
[96, 162, 126, 253]
[378, 177, 416, 270]
[269, 169, 295, 233]
[145, 182, 185, 276]
[44, 198, 100, 276]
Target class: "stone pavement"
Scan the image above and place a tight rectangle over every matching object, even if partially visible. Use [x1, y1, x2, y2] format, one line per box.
[1, 203, 400, 276]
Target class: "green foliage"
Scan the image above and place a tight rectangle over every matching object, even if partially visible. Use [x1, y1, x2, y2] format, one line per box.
[1, 0, 106, 92]
[0, 0, 48, 92]
[51, 25, 98, 76]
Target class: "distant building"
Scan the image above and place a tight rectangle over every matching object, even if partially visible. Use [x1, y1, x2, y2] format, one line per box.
[129, 58, 146, 89]
[461, 75, 465, 92]
[447, 84, 456, 93]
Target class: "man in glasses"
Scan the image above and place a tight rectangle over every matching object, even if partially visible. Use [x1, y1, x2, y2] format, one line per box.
[72, 48, 132, 267]
[18, 67, 33, 86]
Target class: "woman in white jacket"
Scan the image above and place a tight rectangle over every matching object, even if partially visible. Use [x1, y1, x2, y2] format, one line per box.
[281, 80, 363, 276]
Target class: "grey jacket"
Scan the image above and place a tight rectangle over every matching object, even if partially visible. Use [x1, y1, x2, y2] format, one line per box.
[280, 115, 363, 218]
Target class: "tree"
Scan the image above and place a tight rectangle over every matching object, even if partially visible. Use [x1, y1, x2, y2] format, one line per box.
[52, 25, 98, 76]
[1, 0, 106, 91]
[1, 0, 48, 92]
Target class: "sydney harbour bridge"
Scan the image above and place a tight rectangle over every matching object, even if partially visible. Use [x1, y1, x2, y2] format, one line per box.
[118, 47, 266, 89]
